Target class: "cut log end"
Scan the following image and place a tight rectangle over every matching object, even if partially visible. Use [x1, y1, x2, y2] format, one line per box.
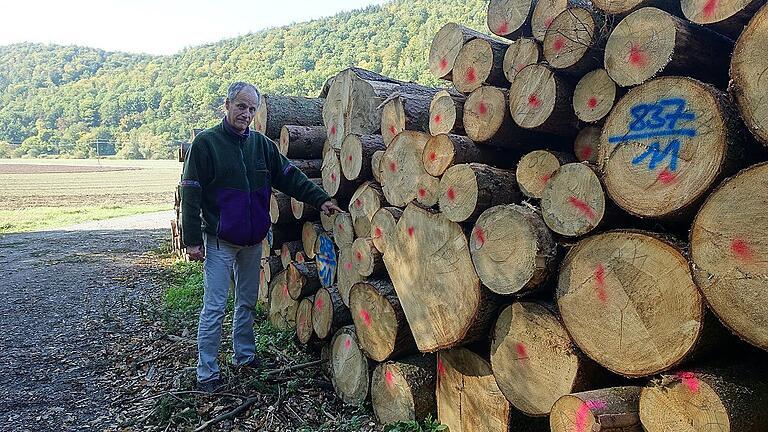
[338, 247, 364, 306]
[331, 326, 370, 405]
[371, 207, 403, 255]
[453, 38, 508, 94]
[487, 0, 534, 38]
[333, 212, 355, 249]
[268, 271, 298, 331]
[464, 86, 508, 143]
[640, 374, 729, 432]
[543, 7, 600, 73]
[730, 4, 768, 147]
[550, 387, 643, 432]
[503, 37, 541, 82]
[381, 131, 431, 207]
[349, 279, 414, 362]
[351, 237, 384, 278]
[301, 222, 324, 260]
[516, 150, 566, 199]
[371, 355, 437, 424]
[532, 0, 569, 41]
[509, 63, 576, 135]
[312, 285, 352, 340]
[295, 297, 315, 345]
[321, 150, 343, 197]
[574, 126, 601, 164]
[573, 69, 617, 123]
[541, 163, 605, 237]
[429, 90, 464, 136]
[439, 163, 519, 223]
[341, 134, 386, 181]
[349, 182, 384, 239]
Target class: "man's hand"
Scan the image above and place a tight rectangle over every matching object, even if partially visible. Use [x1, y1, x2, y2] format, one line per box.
[320, 200, 343, 216]
[186, 245, 205, 262]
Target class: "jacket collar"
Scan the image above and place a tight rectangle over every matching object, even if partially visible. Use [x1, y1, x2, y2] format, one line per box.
[222, 117, 250, 139]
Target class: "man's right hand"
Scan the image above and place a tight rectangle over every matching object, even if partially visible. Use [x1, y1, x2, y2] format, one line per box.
[186, 245, 205, 261]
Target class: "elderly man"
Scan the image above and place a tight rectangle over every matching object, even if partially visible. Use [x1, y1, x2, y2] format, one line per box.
[181, 82, 340, 392]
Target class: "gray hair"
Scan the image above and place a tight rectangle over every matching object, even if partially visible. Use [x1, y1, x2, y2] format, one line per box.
[227, 81, 261, 106]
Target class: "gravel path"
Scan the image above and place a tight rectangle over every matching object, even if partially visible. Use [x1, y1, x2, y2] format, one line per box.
[0, 211, 173, 431]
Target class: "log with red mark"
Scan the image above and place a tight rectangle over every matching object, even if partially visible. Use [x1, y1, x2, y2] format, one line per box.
[359, 308, 373, 327]
[594, 264, 608, 304]
[730, 239, 754, 262]
[528, 93, 541, 108]
[675, 371, 700, 393]
[473, 226, 486, 248]
[568, 196, 596, 221]
[628, 43, 647, 67]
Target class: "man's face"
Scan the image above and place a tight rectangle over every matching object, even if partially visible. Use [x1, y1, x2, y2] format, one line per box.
[225, 88, 259, 134]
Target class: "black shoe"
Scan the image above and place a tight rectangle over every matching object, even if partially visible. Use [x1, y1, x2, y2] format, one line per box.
[240, 356, 275, 370]
[195, 378, 223, 393]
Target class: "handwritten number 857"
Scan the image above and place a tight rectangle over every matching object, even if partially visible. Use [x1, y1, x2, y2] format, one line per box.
[629, 98, 694, 132]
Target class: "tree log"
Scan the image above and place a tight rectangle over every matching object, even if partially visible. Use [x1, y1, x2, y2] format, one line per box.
[371, 150, 385, 184]
[380, 131, 432, 207]
[437, 348, 512, 431]
[370, 207, 403, 255]
[337, 246, 364, 306]
[270, 191, 293, 225]
[383, 203, 499, 351]
[290, 180, 322, 221]
[351, 237, 385, 278]
[573, 69, 619, 124]
[600, 76, 748, 219]
[574, 126, 600, 163]
[322, 149, 361, 201]
[331, 326, 371, 405]
[551, 387, 643, 431]
[287, 261, 321, 300]
[516, 149, 576, 199]
[639, 365, 768, 432]
[268, 271, 298, 331]
[509, 64, 579, 137]
[503, 37, 542, 82]
[314, 231, 337, 288]
[279, 125, 326, 159]
[471, 204, 557, 295]
[557, 230, 707, 377]
[730, 4, 768, 147]
[423, 134, 517, 177]
[453, 38, 511, 93]
[258, 268, 269, 306]
[487, 0, 535, 39]
[280, 240, 303, 268]
[604, 7, 734, 88]
[289, 158, 322, 179]
[541, 163, 606, 237]
[262, 255, 284, 283]
[414, 174, 441, 208]
[332, 212, 355, 250]
[438, 163, 520, 223]
[371, 354, 436, 424]
[429, 23, 495, 80]
[690, 162, 768, 351]
[464, 85, 547, 148]
[340, 134, 386, 182]
[429, 90, 466, 136]
[592, 0, 682, 15]
[349, 182, 385, 238]
[295, 296, 317, 345]
[270, 224, 301, 250]
[682, 0, 765, 40]
[532, 0, 586, 41]
[253, 95, 324, 140]
[381, 94, 433, 146]
[349, 279, 417, 362]
[319, 200, 338, 232]
[544, 7, 612, 78]
[312, 285, 352, 340]
[492, 302, 611, 417]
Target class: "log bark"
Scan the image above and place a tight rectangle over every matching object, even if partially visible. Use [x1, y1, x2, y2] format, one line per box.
[551, 387, 643, 431]
[422, 134, 517, 177]
[280, 240, 303, 268]
[516, 149, 576, 199]
[690, 162, 768, 351]
[371, 354, 436, 424]
[600, 76, 748, 219]
[437, 348, 512, 431]
[471, 204, 557, 295]
[429, 23, 495, 80]
[730, 4, 768, 147]
[289, 158, 322, 179]
[314, 231, 337, 288]
[557, 230, 708, 378]
[682, 0, 765, 40]
[509, 64, 579, 137]
[487, 0, 535, 39]
[592, 0, 682, 16]
[262, 255, 284, 283]
[381, 94, 433, 146]
[270, 224, 301, 250]
[503, 37, 542, 82]
[322, 149, 361, 201]
[279, 125, 326, 159]
[492, 302, 613, 417]
[639, 364, 768, 432]
[541, 162, 606, 237]
[290, 180, 322, 221]
[370, 207, 403, 255]
[253, 95, 324, 140]
[573, 69, 620, 124]
[295, 296, 317, 345]
[604, 7, 734, 88]
[429, 90, 466, 136]
[453, 38, 511, 93]
[438, 163, 520, 223]
[351, 237, 385, 278]
[574, 125, 600, 163]
[287, 261, 321, 300]
[349, 279, 417, 362]
[312, 285, 352, 340]
[380, 131, 432, 207]
[340, 134, 386, 182]
[332, 212, 355, 249]
[464, 85, 549, 148]
[349, 182, 385, 238]
[331, 326, 371, 405]
[383, 203, 500, 351]
[544, 7, 613, 78]
[268, 271, 298, 331]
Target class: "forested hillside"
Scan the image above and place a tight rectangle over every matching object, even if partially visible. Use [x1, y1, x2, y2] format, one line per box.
[0, 0, 487, 158]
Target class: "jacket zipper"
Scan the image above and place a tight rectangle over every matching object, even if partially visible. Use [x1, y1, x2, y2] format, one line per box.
[239, 142, 253, 246]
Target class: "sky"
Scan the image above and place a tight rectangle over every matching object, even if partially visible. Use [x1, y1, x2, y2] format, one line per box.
[0, 0, 391, 55]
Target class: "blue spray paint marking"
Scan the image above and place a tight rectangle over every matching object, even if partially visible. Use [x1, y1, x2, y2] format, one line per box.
[316, 234, 337, 287]
[608, 98, 696, 172]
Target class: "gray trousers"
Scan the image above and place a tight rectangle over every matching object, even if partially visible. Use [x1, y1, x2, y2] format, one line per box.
[197, 233, 262, 383]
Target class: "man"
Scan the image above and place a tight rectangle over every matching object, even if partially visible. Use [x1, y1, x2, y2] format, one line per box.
[180, 82, 340, 392]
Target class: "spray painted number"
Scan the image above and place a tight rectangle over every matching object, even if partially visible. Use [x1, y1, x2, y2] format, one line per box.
[608, 98, 696, 173]
[316, 235, 337, 287]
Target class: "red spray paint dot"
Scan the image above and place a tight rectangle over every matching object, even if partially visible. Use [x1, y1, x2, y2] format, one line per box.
[568, 196, 596, 221]
[355, 250, 363, 262]
[434, 114, 442, 124]
[731, 239, 754, 262]
[282, 285, 289, 297]
[628, 43, 648, 67]
[315, 297, 325, 310]
[528, 94, 541, 108]
[544, 16, 554, 28]
[594, 264, 608, 304]
[515, 342, 529, 360]
[347, 155, 353, 162]
[657, 168, 677, 185]
[345, 261, 353, 271]
[429, 151, 437, 162]
[587, 97, 598, 109]
[553, 37, 565, 52]
[359, 309, 372, 327]
[703, 0, 718, 17]
[466, 67, 477, 83]
[354, 199, 362, 208]
[330, 173, 337, 182]
[374, 227, 383, 238]
[389, 125, 397, 136]
[439, 57, 448, 71]
[407, 226, 415, 237]
[541, 173, 551, 184]
[478, 102, 488, 115]
[344, 338, 351, 350]
[437, 357, 446, 377]
[330, 125, 337, 136]
[418, 188, 426, 198]
[676, 372, 700, 393]
[447, 187, 456, 201]
[385, 369, 395, 388]
[580, 147, 593, 161]
[497, 21, 509, 34]
[389, 162, 397, 173]
[474, 226, 486, 247]
[338, 223, 344, 231]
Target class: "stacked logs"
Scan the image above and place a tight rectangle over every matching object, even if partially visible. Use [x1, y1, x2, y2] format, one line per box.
[170, 128, 200, 259]
[254, 2, 768, 431]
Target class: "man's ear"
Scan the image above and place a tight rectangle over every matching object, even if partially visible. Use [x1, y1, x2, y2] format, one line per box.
[224, 98, 230, 110]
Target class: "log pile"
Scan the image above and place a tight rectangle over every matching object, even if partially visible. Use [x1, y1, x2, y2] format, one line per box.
[247, 2, 768, 430]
